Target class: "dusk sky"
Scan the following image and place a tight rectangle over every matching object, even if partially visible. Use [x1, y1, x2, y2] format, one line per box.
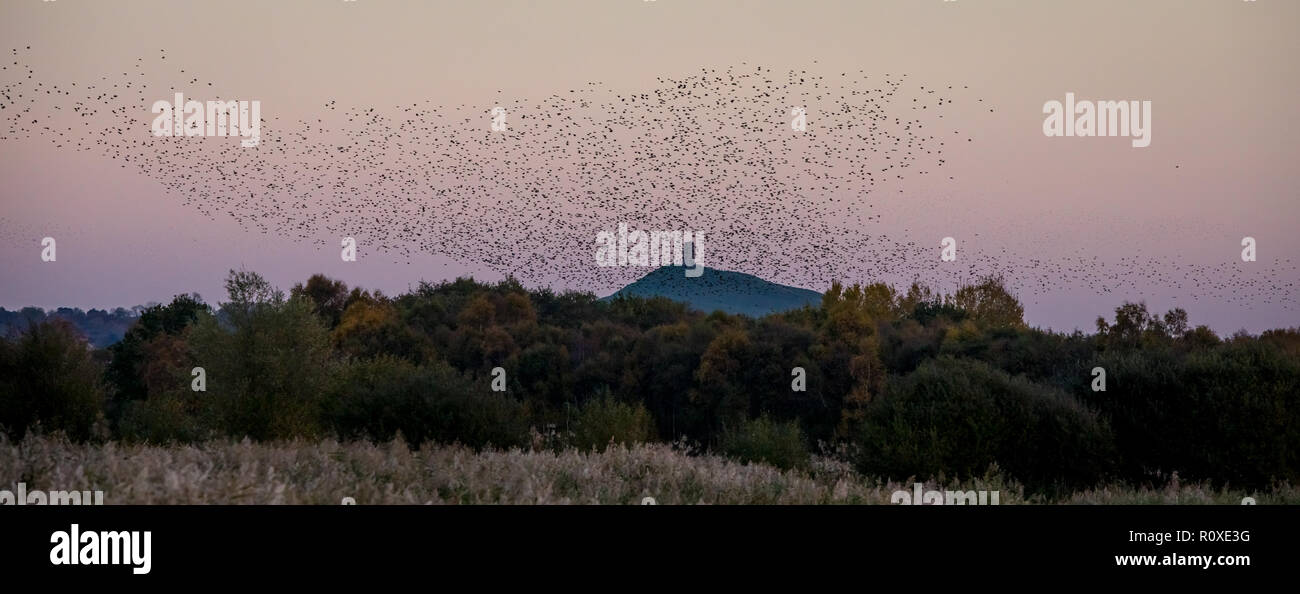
[2, 0, 1297, 334]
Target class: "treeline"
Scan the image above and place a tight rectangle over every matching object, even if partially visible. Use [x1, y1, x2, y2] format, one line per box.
[0, 306, 140, 348]
[1, 269, 1297, 495]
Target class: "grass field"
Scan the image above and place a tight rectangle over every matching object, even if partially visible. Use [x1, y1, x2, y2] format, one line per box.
[3, 434, 1295, 505]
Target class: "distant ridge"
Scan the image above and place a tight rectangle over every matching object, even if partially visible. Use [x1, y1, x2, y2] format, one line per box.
[603, 267, 822, 317]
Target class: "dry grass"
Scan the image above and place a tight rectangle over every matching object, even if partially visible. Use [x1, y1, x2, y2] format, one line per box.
[1, 434, 1293, 504]
[1061, 475, 1300, 505]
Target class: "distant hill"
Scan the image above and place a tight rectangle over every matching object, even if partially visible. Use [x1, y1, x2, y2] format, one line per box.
[0, 307, 140, 348]
[603, 267, 822, 317]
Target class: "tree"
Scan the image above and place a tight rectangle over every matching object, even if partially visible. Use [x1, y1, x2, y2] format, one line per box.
[333, 294, 434, 363]
[325, 356, 529, 449]
[1095, 302, 1190, 348]
[188, 269, 333, 440]
[818, 281, 888, 438]
[952, 275, 1026, 329]
[624, 321, 709, 441]
[290, 274, 351, 328]
[0, 319, 106, 441]
[693, 327, 756, 438]
[857, 357, 1115, 493]
[106, 293, 207, 403]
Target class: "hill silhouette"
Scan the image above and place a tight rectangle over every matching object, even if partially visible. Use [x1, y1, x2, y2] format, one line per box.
[603, 267, 822, 317]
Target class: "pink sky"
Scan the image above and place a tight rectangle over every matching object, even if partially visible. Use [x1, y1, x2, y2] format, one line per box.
[1, 0, 1297, 333]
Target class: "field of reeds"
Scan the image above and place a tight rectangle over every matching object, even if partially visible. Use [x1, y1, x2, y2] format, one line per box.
[3, 434, 1295, 505]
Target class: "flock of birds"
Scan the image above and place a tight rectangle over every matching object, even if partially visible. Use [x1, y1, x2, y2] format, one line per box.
[2, 46, 1294, 313]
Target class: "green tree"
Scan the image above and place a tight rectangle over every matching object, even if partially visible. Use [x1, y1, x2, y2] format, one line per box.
[290, 274, 351, 329]
[325, 356, 529, 449]
[952, 276, 1026, 329]
[105, 293, 208, 403]
[818, 280, 889, 438]
[693, 327, 757, 437]
[333, 293, 435, 363]
[1095, 302, 1189, 348]
[858, 357, 1115, 493]
[0, 319, 106, 441]
[188, 269, 333, 440]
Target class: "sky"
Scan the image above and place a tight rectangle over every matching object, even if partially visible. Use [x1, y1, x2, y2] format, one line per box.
[1, 0, 1297, 334]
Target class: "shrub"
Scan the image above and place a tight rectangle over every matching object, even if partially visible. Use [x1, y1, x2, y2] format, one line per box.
[116, 392, 207, 443]
[720, 415, 810, 471]
[856, 357, 1114, 493]
[325, 356, 529, 449]
[570, 393, 656, 452]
